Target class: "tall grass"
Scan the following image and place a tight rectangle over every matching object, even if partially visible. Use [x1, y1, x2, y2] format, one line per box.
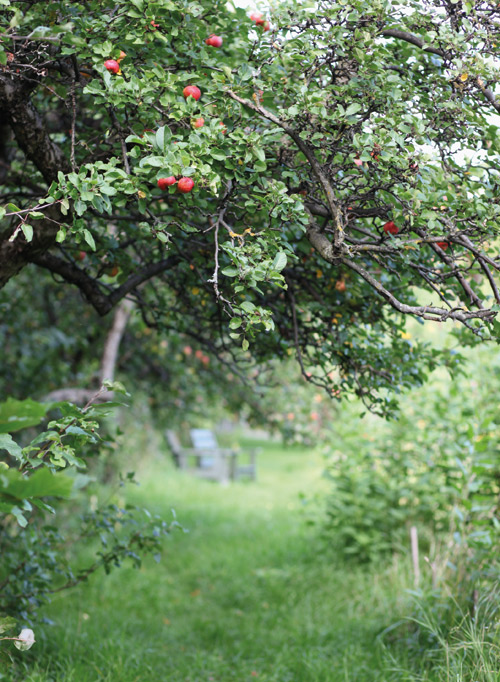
[4, 426, 498, 681]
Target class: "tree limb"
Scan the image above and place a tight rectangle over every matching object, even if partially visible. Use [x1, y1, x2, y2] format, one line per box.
[30, 251, 182, 315]
[227, 89, 346, 248]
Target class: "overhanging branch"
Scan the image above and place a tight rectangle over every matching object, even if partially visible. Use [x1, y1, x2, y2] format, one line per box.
[227, 89, 346, 248]
[31, 251, 182, 315]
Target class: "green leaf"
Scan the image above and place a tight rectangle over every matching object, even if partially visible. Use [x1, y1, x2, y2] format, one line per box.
[210, 150, 226, 161]
[74, 199, 87, 216]
[83, 229, 96, 250]
[0, 434, 23, 460]
[345, 103, 362, 117]
[0, 398, 52, 433]
[253, 147, 266, 163]
[238, 63, 252, 81]
[272, 251, 287, 272]
[21, 224, 33, 242]
[229, 317, 242, 329]
[156, 126, 165, 151]
[0, 468, 73, 500]
[10, 506, 28, 527]
[102, 379, 130, 395]
[242, 338, 249, 351]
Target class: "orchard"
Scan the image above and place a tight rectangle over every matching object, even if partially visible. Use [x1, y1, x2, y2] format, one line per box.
[1, 0, 500, 677]
[1, 0, 499, 415]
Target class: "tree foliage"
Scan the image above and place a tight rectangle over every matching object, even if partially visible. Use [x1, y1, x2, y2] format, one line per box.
[1, 0, 500, 413]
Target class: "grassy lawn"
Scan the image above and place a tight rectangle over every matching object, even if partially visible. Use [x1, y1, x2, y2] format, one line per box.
[16, 438, 418, 682]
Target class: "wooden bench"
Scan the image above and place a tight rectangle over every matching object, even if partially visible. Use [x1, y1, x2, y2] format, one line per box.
[166, 428, 258, 483]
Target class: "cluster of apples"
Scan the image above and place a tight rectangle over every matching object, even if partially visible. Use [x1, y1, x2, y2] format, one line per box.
[250, 11, 270, 31]
[104, 15, 267, 195]
[157, 176, 195, 193]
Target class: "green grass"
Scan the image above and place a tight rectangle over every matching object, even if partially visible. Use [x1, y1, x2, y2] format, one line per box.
[10, 438, 430, 681]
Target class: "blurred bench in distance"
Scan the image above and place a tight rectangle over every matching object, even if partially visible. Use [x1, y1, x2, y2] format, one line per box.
[166, 428, 258, 483]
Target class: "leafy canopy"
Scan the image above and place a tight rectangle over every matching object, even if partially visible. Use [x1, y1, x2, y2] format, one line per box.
[1, 0, 500, 414]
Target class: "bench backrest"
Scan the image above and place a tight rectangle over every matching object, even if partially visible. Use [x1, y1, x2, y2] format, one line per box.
[190, 429, 219, 450]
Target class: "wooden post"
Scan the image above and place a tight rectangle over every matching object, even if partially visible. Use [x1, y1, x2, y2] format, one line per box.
[410, 526, 420, 588]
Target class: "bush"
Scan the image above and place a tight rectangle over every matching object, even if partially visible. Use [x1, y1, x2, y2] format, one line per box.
[323, 354, 500, 571]
[0, 386, 176, 669]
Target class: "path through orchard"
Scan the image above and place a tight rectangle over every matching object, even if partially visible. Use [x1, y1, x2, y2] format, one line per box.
[24, 438, 409, 682]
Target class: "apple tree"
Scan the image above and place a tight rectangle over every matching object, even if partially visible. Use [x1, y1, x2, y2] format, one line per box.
[1, 0, 500, 415]
[2, 0, 500, 634]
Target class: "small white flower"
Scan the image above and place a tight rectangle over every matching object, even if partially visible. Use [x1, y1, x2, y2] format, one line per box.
[14, 628, 35, 651]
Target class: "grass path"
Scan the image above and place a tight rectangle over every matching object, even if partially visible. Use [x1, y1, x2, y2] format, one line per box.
[21, 439, 415, 682]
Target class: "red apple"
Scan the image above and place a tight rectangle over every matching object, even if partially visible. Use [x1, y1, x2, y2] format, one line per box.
[177, 177, 195, 193]
[109, 265, 119, 277]
[157, 177, 177, 189]
[104, 59, 120, 74]
[250, 11, 264, 24]
[335, 280, 346, 292]
[193, 117, 205, 128]
[183, 85, 201, 101]
[117, 50, 126, 62]
[383, 221, 399, 235]
[150, 20, 159, 29]
[262, 21, 270, 31]
[77, 251, 86, 261]
[354, 158, 363, 167]
[205, 34, 223, 47]
[219, 121, 227, 134]
[436, 241, 449, 250]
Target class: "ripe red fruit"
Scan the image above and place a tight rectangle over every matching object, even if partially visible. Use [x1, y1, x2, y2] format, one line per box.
[157, 177, 177, 189]
[77, 251, 86, 261]
[436, 241, 449, 250]
[383, 221, 399, 235]
[205, 34, 223, 47]
[250, 11, 264, 24]
[219, 121, 227, 134]
[109, 265, 119, 277]
[183, 85, 201, 101]
[150, 20, 159, 29]
[177, 177, 195, 193]
[104, 59, 120, 74]
[354, 158, 363, 167]
[262, 21, 270, 31]
[193, 117, 205, 128]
